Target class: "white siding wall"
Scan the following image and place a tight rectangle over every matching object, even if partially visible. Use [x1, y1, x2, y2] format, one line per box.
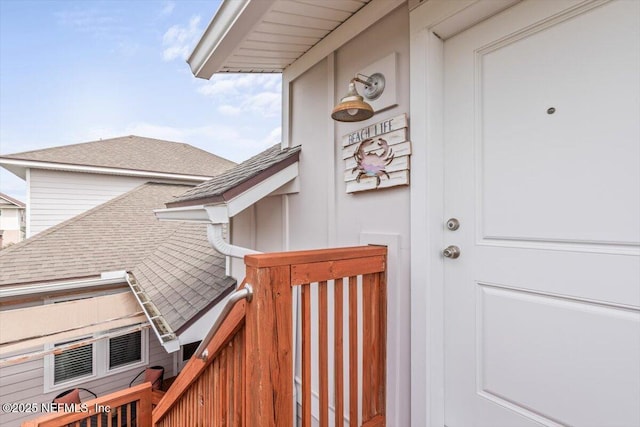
[28, 169, 159, 237]
[233, 6, 411, 426]
[0, 208, 20, 230]
[0, 332, 173, 427]
[0, 208, 23, 247]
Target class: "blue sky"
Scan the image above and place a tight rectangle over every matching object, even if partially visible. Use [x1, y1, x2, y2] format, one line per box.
[0, 0, 282, 201]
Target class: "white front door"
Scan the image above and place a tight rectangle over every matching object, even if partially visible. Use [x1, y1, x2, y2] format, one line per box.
[443, 1, 640, 426]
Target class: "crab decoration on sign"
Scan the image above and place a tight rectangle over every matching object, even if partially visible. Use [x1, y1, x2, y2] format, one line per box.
[352, 137, 395, 187]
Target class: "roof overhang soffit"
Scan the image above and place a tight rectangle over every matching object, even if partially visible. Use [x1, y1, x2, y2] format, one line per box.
[188, 0, 278, 78]
[155, 161, 298, 224]
[188, 0, 405, 78]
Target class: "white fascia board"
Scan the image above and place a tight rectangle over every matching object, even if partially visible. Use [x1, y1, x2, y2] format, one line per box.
[188, 0, 278, 79]
[225, 162, 298, 217]
[0, 158, 213, 182]
[0, 272, 128, 298]
[157, 162, 299, 223]
[283, 0, 406, 82]
[154, 205, 211, 223]
[204, 205, 230, 224]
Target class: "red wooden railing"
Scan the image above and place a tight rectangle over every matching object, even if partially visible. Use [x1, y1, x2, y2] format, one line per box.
[244, 245, 387, 427]
[23, 246, 387, 427]
[22, 382, 153, 427]
[153, 299, 246, 426]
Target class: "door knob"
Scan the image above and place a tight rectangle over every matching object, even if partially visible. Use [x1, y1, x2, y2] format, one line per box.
[443, 245, 460, 259]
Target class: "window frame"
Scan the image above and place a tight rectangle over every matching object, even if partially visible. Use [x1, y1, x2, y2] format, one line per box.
[46, 336, 98, 392]
[104, 329, 148, 375]
[44, 329, 149, 393]
[43, 292, 149, 393]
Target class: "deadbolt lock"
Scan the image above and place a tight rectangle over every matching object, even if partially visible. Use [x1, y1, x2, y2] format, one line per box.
[446, 218, 460, 231]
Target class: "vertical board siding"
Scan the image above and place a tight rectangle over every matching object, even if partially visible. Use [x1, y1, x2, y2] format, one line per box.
[29, 170, 155, 236]
[154, 328, 245, 427]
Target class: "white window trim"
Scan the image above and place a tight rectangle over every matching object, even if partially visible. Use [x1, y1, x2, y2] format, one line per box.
[44, 329, 149, 393]
[43, 292, 149, 393]
[44, 336, 98, 393]
[104, 329, 149, 375]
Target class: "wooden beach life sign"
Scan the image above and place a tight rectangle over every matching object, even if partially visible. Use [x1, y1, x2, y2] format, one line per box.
[342, 113, 410, 193]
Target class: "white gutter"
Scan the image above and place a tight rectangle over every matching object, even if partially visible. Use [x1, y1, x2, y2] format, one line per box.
[0, 271, 127, 298]
[126, 273, 180, 353]
[154, 205, 210, 223]
[155, 203, 263, 259]
[207, 223, 260, 259]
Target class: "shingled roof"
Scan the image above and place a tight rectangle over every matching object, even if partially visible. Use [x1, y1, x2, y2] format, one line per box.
[0, 183, 188, 287]
[0, 182, 236, 333]
[131, 225, 235, 334]
[0, 135, 236, 178]
[166, 144, 301, 208]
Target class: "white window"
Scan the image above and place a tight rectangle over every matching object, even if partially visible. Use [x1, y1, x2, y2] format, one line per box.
[53, 338, 95, 385]
[107, 330, 144, 371]
[45, 329, 148, 392]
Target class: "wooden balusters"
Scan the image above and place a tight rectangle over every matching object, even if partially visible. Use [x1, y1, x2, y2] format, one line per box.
[301, 284, 312, 427]
[349, 275, 359, 426]
[334, 278, 345, 427]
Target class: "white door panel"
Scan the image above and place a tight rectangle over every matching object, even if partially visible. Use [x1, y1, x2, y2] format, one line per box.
[443, 1, 640, 426]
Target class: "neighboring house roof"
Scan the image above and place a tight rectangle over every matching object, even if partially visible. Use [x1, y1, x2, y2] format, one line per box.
[0, 181, 236, 346]
[188, 0, 373, 76]
[131, 225, 235, 334]
[0, 135, 236, 180]
[0, 192, 25, 208]
[166, 144, 301, 208]
[0, 183, 189, 287]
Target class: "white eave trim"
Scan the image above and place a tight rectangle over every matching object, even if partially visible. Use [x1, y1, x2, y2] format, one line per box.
[0, 271, 128, 298]
[154, 205, 211, 222]
[155, 161, 299, 223]
[0, 158, 215, 182]
[187, 0, 278, 78]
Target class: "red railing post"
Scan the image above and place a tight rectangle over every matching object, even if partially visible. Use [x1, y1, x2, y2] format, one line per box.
[244, 258, 294, 427]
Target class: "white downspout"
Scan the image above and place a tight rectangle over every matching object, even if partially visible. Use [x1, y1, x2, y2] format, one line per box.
[206, 223, 261, 259]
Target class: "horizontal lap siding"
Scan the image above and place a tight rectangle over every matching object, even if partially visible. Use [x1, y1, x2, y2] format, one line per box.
[28, 170, 153, 236]
[0, 332, 173, 427]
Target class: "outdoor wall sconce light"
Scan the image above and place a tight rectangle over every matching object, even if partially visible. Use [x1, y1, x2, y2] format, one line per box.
[331, 73, 386, 122]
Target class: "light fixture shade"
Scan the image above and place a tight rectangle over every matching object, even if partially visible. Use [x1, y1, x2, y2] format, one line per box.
[331, 81, 374, 122]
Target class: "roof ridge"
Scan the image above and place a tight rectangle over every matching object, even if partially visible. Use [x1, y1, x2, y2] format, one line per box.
[1, 135, 167, 157]
[0, 192, 25, 207]
[167, 144, 300, 207]
[0, 182, 192, 257]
